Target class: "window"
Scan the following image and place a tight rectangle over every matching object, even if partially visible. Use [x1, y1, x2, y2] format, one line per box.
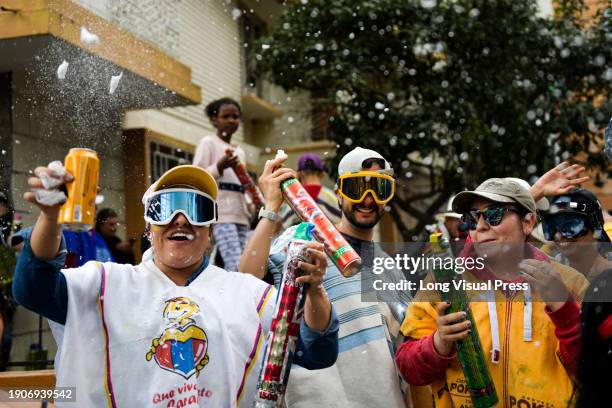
[149, 140, 193, 182]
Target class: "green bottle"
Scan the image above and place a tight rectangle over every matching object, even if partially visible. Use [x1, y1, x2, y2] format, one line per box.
[430, 233, 498, 408]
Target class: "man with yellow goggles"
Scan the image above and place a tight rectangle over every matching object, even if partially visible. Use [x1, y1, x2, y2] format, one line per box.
[335, 148, 395, 230]
[337, 171, 395, 205]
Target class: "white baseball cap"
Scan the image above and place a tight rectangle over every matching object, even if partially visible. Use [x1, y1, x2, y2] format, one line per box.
[337, 147, 393, 177]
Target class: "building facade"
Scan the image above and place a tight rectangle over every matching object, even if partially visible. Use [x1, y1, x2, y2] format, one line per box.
[0, 0, 328, 366]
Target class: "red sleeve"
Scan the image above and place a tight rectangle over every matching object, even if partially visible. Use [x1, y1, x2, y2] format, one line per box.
[395, 334, 456, 386]
[546, 300, 581, 374]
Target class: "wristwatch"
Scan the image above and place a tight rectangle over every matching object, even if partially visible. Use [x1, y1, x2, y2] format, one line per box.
[258, 207, 280, 223]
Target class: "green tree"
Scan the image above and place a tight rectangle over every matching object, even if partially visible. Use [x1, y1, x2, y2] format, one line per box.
[255, 0, 611, 240]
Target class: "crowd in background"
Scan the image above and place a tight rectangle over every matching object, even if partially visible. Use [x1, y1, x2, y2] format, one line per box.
[0, 97, 610, 407]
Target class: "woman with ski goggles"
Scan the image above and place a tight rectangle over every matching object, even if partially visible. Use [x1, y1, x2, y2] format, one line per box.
[15, 163, 338, 407]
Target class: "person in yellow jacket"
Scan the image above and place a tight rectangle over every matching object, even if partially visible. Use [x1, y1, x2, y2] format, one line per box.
[396, 178, 588, 408]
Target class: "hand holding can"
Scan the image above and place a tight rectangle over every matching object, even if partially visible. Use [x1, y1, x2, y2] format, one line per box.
[58, 148, 100, 231]
[275, 150, 362, 277]
[24, 162, 74, 220]
[255, 223, 314, 407]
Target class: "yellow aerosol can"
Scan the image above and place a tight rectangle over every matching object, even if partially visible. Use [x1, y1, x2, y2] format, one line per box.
[58, 148, 99, 231]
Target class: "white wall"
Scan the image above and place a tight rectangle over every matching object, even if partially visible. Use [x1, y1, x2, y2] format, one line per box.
[74, 0, 111, 19]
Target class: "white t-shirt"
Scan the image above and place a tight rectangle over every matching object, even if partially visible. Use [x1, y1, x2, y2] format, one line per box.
[50, 259, 275, 407]
[193, 135, 251, 225]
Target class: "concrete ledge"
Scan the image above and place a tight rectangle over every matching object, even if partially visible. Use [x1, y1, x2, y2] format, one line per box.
[241, 94, 283, 120]
[0, 0, 201, 105]
[0, 369, 55, 388]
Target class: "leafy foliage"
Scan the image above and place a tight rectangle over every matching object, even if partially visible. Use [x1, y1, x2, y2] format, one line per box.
[255, 0, 611, 239]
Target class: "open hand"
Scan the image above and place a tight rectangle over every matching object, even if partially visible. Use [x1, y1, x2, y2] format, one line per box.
[519, 259, 569, 312]
[531, 162, 589, 201]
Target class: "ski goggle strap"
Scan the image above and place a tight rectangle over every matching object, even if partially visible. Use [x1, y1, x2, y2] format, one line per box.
[144, 188, 217, 227]
[541, 212, 589, 241]
[338, 171, 395, 204]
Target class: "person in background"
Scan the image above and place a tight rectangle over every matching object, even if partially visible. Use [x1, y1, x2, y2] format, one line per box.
[95, 208, 135, 264]
[575, 268, 612, 407]
[542, 188, 612, 279]
[396, 178, 588, 408]
[0, 192, 13, 248]
[433, 198, 469, 256]
[0, 291, 11, 370]
[604, 211, 612, 241]
[63, 228, 114, 268]
[193, 97, 252, 272]
[278, 153, 341, 230]
[0, 192, 16, 370]
[239, 147, 411, 408]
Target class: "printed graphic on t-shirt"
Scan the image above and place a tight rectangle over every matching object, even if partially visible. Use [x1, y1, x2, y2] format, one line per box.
[146, 297, 210, 379]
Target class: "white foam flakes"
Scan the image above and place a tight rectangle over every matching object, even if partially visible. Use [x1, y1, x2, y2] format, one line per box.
[80, 27, 100, 46]
[109, 72, 123, 94]
[57, 60, 69, 79]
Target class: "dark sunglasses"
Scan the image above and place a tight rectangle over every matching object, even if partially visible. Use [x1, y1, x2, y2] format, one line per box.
[541, 212, 590, 241]
[462, 207, 522, 230]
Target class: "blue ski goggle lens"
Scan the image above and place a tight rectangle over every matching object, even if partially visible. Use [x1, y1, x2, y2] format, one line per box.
[144, 188, 217, 227]
[542, 212, 589, 241]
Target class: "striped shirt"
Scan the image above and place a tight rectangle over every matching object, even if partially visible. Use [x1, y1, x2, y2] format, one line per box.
[268, 225, 411, 407]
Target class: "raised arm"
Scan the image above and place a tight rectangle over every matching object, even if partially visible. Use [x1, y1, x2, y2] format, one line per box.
[238, 156, 295, 279]
[13, 164, 74, 324]
[530, 162, 589, 202]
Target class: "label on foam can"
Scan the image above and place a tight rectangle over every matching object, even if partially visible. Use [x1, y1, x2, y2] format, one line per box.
[58, 148, 99, 231]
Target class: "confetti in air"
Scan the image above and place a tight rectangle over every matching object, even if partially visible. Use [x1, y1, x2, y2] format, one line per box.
[80, 27, 100, 46]
[109, 72, 123, 94]
[57, 60, 69, 79]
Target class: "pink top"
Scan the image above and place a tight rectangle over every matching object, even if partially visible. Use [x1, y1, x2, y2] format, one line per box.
[193, 135, 250, 225]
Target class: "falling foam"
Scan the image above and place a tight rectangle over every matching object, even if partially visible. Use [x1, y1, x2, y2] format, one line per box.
[57, 60, 69, 79]
[34, 189, 67, 206]
[36, 161, 66, 189]
[80, 27, 100, 46]
[109, 72, 123, 94]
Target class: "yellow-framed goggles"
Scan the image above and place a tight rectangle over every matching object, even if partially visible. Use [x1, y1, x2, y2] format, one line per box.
[338, 171, 395, 205]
